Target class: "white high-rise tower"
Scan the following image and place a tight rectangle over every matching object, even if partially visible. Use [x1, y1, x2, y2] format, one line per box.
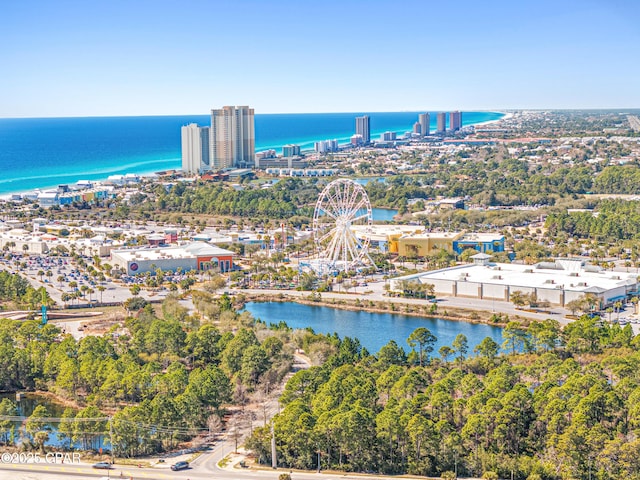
[355, 115, 370, 144]
[181, 123, 210, 174]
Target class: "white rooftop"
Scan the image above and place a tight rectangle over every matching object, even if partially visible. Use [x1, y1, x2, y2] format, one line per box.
[412, 260, 636, 294]
[111, 242, 234, 262]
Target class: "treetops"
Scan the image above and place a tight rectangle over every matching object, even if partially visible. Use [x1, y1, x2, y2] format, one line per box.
[247, 318, 640, 480]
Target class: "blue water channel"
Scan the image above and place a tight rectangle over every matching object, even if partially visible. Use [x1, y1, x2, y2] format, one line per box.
[244, 302, 503, 355]
[371, 208, 398, 222]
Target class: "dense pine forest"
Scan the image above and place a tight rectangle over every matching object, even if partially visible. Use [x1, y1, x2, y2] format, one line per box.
[247, 317, 640, 480]
[0, 292, 292, 457]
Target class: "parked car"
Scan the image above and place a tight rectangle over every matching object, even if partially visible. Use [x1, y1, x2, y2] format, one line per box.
[92, 462, 112, 469]
[171, 461, 189, 471]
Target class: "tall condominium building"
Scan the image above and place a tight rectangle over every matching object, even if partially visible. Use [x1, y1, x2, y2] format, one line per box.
[355, 115, 370, 144]
[181, 124, 210, 175]
[413, 122, 422, 135]
[419, 113, 430, 136]
[282, 144, 301, 157]
[210, 106, 255, 169]
[381, 131, 397, 141]
[315, 139, 339, 153]
[450, 111, 462, 132]
[436, 112, 447, 133]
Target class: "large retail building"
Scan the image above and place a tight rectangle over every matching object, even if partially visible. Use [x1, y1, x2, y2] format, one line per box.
[389, 255, 638, 308]
[110, 242, 235, 275]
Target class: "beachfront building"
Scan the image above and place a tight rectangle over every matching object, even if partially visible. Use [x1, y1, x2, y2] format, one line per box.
[389, 257, 638, 308]
[355, 115, 370, 144]
[419, 113, 430, 136]
[210, 105, 255, 169]
[450, 111, 462, 132]
[437, 112, 447, 133]
[381, 131, 397, 141]
[282, 144, 301, 157]
[105, 174, 140, 186]
[181, 123, 210, 174]
[315, 139, 339, 154]
[110, 241, 235, 276]
[37, 186, 116, 208]
[351, 134, 364, 146]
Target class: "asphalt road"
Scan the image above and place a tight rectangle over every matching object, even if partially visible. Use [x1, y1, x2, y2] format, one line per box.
[238, 281, 573, 324]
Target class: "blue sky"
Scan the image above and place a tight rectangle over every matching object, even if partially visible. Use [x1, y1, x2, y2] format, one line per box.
[1, 0, 639, 117]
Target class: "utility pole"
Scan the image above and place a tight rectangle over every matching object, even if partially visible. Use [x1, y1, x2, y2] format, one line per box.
[109, 417, 114, 465]
[271, 424, 277, 469]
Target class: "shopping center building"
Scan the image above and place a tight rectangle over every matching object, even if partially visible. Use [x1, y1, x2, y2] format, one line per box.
[110, 242, 235, 275]
[389, 255, 638, 308]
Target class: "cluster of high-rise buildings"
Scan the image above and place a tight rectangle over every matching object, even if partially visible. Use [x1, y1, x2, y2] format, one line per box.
[182, 105, 255, 175]
[416, 111, 462, 137]
[181, 106, 464, 174]
[350, 111, 463, 148]
[434, 111, 462, 134]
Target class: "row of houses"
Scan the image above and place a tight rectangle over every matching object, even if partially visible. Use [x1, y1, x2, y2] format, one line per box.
[38, 187, 117, 207]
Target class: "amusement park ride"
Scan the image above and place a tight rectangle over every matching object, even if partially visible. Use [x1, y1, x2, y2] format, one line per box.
[310, 178, 374, 274]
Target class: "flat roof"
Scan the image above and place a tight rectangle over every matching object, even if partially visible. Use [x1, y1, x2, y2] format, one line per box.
[400, 232, 462, 240]
[112, 248, 194, 262]
[458, 233, 505, 242]
[112, 241, 234, 262]
[403, 261, 636, 294]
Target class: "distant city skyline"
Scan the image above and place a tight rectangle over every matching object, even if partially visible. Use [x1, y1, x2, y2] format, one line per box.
[1, 0, 640, 118]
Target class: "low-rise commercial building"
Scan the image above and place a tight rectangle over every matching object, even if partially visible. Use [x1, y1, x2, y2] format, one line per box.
[110, 241, 235, 275]
[350, 225, 504, 256]
[390, 256, 638, 307]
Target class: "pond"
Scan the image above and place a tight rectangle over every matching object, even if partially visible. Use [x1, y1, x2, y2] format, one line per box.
[353, 177, 387, 186]
[0, 393, 108, 450]
[244, 301, 503, 355]
[371, 208, 398, 222]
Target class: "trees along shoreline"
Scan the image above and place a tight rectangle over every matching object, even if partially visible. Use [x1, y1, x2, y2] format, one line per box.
[0, 293, 293, 458]
[247, 318, 640, 480]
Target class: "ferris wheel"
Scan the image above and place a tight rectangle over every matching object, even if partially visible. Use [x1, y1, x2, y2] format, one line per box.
[313, 178, 373, 273]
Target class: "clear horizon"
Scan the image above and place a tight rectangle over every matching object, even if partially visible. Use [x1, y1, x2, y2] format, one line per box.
[2, 108, 640, 121]
[2, 0, 640, 117]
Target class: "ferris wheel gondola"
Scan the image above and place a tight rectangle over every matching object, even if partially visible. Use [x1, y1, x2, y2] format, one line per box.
[312, 179, 373, 273]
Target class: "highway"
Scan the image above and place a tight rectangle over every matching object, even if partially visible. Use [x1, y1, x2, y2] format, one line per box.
[0, 437, 396, 480]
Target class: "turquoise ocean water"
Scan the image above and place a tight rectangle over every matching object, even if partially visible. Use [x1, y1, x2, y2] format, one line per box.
[0, 111, 503, 195]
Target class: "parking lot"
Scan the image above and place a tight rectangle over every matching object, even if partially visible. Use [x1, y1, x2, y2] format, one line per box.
[0, 252, 163, 308]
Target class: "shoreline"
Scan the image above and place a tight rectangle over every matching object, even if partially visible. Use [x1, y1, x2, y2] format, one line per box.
[470, 111, 513, 128]
[241, 290, 541, 328]
[0, 170, 161, 202]
[0, 112, 507, 199]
